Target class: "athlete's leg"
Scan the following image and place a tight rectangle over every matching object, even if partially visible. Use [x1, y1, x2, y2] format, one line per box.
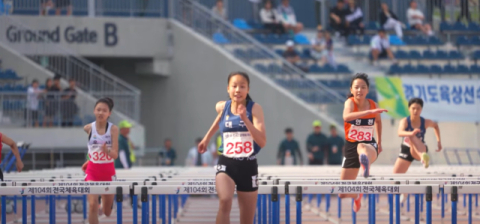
[237, 191, 258, 224]
[101, 194, 115, 217]
[215, 173, 236, 224]
[393, 158, 412, 174]
[357, 143, 377, 178]
[339, 168, 360, 199]
[408, 136, 427, 161]
[87, 194, 100, 224]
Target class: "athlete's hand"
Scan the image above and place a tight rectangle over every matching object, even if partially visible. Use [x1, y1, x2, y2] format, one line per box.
[81, 161, 88, 173]
[369, 108, 388, 114]
[197, 140, 208, 154]
[436, 141, 442, 152]
[16, 160, 24, 172]
[411, 129, 421, 136]
[377, 143, 383, 154]
[237, 104, 248, 121]
[101, 142, 108, 155]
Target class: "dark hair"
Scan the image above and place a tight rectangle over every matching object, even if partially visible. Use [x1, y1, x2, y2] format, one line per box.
[165, 138, 171, 143]
[347, 73, 370, 98]
[408, 97, 423, 108]
[337, 0, 344, 4]
[53, 74, 61, 80]
[285, 128, 293, 133]
[378, 28, 386, 33]
[45, 78, 52, 86]
[68, 78, 75, 82]
[227, 72, 253, 102]
[330, 125, 337, 130]
[95, 97, 114, 111]
[32, 79, 39, 85]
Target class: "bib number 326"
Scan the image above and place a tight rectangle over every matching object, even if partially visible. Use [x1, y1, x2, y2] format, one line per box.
[348, 126, 374, 141]
[223, 132, 254, 158]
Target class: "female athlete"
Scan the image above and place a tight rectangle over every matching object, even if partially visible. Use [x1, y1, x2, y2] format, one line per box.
[393, 97, 441, 173]
[198, 72, 266, 224]
[81, 97, 119, 224]
[340, 73, 387, 212]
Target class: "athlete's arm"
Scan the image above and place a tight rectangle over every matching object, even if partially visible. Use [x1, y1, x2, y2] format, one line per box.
[201, 101, 225, 144]
[2, 135, 24, 172]
[426, 119, 442, 151]
[397, 118, 416, 137]
[343, 99, 382, 122]
[83, 124, 91, 135]
[119, 150, 129, 168]
[374, 103, 382, 147]
[108, 125, 119, 159]
[242, 103, 267, 148]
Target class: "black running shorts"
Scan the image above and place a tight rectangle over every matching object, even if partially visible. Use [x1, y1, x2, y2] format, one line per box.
[342, 139, 378, 169]
[216, 155, 258, 192]
[398, 145, 429, 162]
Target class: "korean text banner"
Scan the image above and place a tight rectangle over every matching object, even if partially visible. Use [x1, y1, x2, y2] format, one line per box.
[375, 77, 480, 122]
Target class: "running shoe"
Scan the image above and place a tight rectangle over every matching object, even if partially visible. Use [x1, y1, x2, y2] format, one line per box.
[360, 154, 370, 178]
[421, 153, 430, 168]
[353, 194, 363, 212]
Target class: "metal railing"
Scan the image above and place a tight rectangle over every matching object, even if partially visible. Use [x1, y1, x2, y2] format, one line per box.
[8, 0, 166, 17]
[170, 0, 344, 107]
[0, 91, 137, 128]
[0, 16, 141, 121]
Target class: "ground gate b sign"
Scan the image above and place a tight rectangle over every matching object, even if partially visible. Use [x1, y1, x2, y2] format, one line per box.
[0, 16, 167, 57]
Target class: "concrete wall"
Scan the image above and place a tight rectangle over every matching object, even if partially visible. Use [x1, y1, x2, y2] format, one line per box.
[0, 16, 169, 58]
[0, 42, 145, 150]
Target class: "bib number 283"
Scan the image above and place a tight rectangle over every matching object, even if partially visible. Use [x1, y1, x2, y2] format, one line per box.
[348, 126, 373, 141]
[223, 132, 254, 158]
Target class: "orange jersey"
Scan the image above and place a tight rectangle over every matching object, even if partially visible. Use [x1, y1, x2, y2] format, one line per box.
[344, 97, 377, 143]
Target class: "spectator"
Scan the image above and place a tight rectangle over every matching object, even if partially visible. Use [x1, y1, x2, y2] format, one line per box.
[159, 138, 177, 166]
[56, 0, 72, 16]
[61, 79, 78, 127]
[380, 3, 404, 38]
[186, 138, 213, 167]
[370, 29, 396, 66]
[277, 128, 303, 165]
[345, 0, 364, 35]
[329, 0, 348, 37]
[212, 0, 227, 20]
[310, 27, 328, 64]
[306, 120, 328, 165]
[324, 32, 336, 67]
[277, 0, 303, 34]
[283, 40, 308, 72]
[260, 0, 285, 34]
[115, 120, 133, 169]
[327, 125, 344, 165]
[407, 1, 433, 36]
[457, 0, 472, 22]
[40, 0, 53, 16]
[44, 76, 61, 127]
[26, 80, 42, 127]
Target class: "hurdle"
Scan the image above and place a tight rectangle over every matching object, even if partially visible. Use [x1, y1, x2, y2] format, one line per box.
[2, 165, 480, 224]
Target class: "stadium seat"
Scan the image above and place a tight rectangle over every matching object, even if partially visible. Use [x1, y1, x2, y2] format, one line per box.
[416, 64, 430, 74]
[435, 50, 448, 60]
[457, 64, 470, 74]
[309, 64, 323, 73]
[233, 49, 247, 59]
[470, 65, 480, 73]
[4, 69, 21, 80]
[394, 50, 409, 59]
[275, 49, 284, 56]
[268, 64, 283, 74]
[294, 34, 310, 45]
[3, 84, 14, 91]
[422, 50, 436, 59]
[456, 36, 469, 46]
[389, 35, 405, 45]
[452, 22, 467, 31]
[360, 36, 371, 45]
[448, 51, 464, 60]
[468, 22, 480, 31]
[254, 64, 268, 73]
[73, 116, 83, 126]
[409, 50, 421, 60]
[430, 65, 443, 74]
[337, 64, 351, 73]
[247, 21, 264, 30]
[347, 35, 360, 45]
[440, 22, 453, 31]
[403, 64, 416, 73]
[443, 64, 457, 74]
[212, 32, 230, 44]
[233, 19, 253, 30]
[473, 51, 480, 60]
[471, 36, 480, 45]
[302, 48, 311, 59]
[247, 48, 266, 59]
[427, 36, 443, 45]
[366, 21, 379, 30]
[323, 64, 335, 73]
[389, 64, 403, 74]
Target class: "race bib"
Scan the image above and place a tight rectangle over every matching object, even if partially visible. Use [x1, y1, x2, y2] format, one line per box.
[223, 132, 254, 158]
[89, 145, 114, 164]
[348, 126, 374, 142]
[402, 137, 411, 147]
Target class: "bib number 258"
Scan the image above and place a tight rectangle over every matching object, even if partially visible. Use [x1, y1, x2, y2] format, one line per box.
[226, 141, 253, 155]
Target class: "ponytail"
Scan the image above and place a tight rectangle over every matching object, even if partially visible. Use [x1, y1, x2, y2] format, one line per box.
[347, 93, 353, 99]
[246, 94, 252, 102]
